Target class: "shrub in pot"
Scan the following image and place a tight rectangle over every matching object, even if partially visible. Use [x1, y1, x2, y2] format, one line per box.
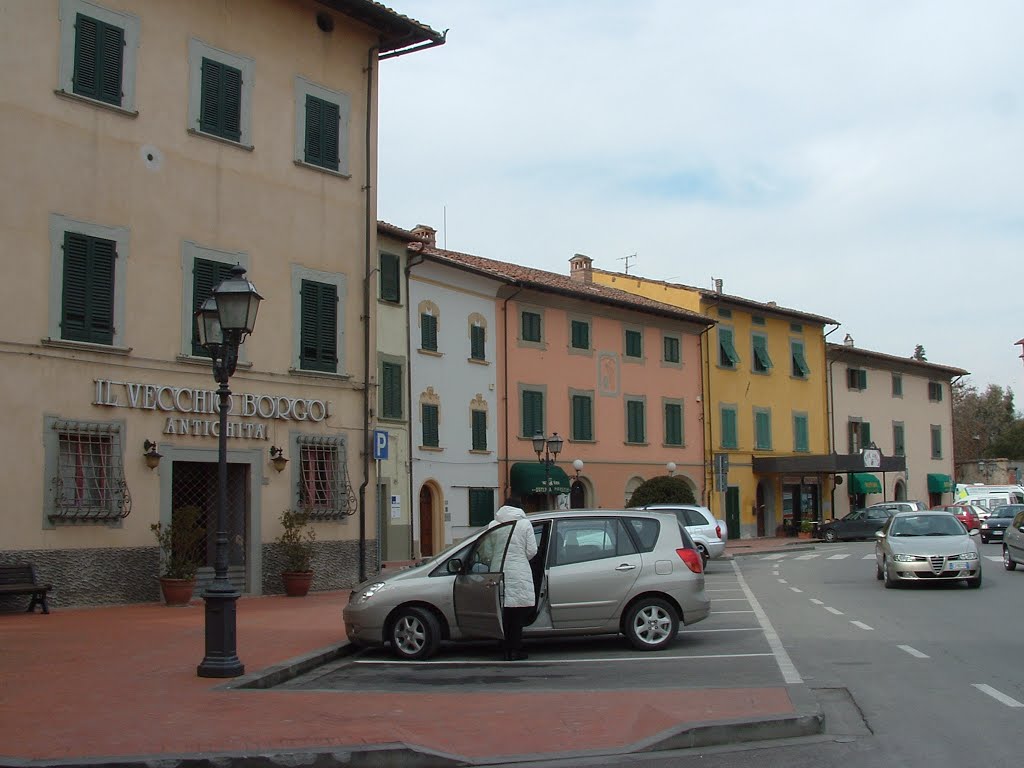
[151, 505, 204, 606]
[277, 508, 316, 597]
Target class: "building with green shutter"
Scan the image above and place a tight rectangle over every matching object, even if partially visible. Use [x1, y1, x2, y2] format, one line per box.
[0, 0, 444, 606]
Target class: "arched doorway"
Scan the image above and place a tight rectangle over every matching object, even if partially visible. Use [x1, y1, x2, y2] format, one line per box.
[418, 485, 435, 557]
[756, 482, 766, 537]
[570, 480, 586, 508]
[894, 480, 907, 501]
[624, 476, 645, 507]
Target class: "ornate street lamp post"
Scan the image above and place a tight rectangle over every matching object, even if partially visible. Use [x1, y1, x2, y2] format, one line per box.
[194, 265, 262, 678]
[532, 432, 563, 510]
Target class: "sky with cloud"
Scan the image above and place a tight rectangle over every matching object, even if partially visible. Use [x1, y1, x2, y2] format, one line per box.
[377, 0, 1024, 401]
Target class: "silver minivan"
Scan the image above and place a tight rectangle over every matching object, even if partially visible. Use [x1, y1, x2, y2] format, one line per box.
[343, 509, 711, 660]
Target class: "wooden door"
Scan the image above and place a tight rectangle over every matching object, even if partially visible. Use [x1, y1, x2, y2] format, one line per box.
[418, 485, 434, 556]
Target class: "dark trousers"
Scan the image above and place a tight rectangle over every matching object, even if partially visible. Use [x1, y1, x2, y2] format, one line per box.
[502, 606, 532, 654]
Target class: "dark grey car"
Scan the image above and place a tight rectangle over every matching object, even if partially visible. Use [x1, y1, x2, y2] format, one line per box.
[981, 505, 1022, 544]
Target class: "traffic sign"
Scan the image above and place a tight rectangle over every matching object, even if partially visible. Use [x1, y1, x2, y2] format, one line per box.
[373, 429, 389, 460]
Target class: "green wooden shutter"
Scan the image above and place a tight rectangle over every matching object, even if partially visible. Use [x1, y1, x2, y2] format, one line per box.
[893, 424, 905, 455]
[571, 320, 589, 349]
[522, 390, 543, 437]
[421, 314, 437, 351]
[381, 362, 403, 419]
[572, 395, 592, 441]
[199, 58, 242, 141]
[300, 280, 337, 372]
[625, 329, 642, 357]
[379, 253, 400, 302]
[73, 14, 123, 106]
[753, 336, 773, 371]
[421, 404, 439, 447]
[522, 312, 541, 342]
[722, 408, 737, 448]
[470, 325, 485, 360]
[472, 410, 487, 450]
[665, 403, 682, 445]
[719, 328, 739, 366]
[627, 401, 645, 443]
[469, 488, 495, 527]
[862, 421, 871, 448]
[191, 259, 234, 356]
[794, 414, 809, 452]
[304, 95, 340, 170]
[61, 232, 115, 345]
[755, 411, 771, 450]
[792, 341, 810, 377]
[664, 336, 680, 363]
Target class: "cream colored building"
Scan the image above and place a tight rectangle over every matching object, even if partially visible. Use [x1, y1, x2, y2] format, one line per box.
[827, 339, 967, 518]
[0, 0, 443, 605]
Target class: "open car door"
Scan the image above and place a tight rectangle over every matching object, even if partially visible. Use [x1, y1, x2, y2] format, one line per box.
[453, 522, 514, 640]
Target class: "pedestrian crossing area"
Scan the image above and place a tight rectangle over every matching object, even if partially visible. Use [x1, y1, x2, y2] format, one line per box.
[760, 552, 1004, 562]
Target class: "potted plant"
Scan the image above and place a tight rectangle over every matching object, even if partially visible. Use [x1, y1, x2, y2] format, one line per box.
[799, 519, 817, 539]
[277, 508, 316, 597]
[151, 505, 204, 606]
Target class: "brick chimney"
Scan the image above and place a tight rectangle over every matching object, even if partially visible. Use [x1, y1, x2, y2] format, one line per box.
[411, 224, 436, 246]
[569, 253, 593, 283]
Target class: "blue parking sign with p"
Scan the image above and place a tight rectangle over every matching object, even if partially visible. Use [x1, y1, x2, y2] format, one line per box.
[373, 430, 389, 460]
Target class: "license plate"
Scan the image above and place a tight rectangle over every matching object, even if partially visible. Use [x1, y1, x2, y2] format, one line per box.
[992, 531, 1003, 537]
[946, 561, 969, 571]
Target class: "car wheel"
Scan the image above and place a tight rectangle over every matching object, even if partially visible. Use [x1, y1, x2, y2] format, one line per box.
[623, 597, 679, 651]
[1004, 546, 1017, 571]
[883, 558, 898, 589]
[823, 529, 838, 543]
[967, 572, 982, 589]
[696, 543, 709, 568]
[388, 606, 441, 661]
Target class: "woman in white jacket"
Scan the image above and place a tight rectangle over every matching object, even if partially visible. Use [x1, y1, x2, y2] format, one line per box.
[493, 496, 537, 660]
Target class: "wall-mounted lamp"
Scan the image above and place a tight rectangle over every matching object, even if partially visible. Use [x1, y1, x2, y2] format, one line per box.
[666, 461, 677, 476]
[572, 458, 584, 478]
[143, 439, 162, 470]
[269, 445, 289, 473]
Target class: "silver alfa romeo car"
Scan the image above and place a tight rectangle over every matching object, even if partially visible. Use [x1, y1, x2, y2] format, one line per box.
[343, 509, 711, 660]
[875, 510, 982, 589]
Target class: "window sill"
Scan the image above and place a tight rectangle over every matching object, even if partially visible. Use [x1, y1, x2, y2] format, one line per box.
[378, 298, 403, 307]
[467, 357, 489, 366]
[624, 441, 649, 447]
[517, 340, 546, 350]
[623, 356, 645, 364]
[568, 347, 593, 356]
[176, 354, 252, 370]
[418, 349, 443, 357]
[187, 128, 254, 151]
[790, 374, 810, 381]
[54, 89, 138, 117]
[293, 159, 352, 179]
[717, 363, 739, 371]
[568, 438, 595, 444]
[468, 449, 492, 455]
[662, 443, 686, 449]
[288, 368, 351, 381]
[751, 369, 772, 376]
[43, 338, 132, 355]
[419, 445, 443, 452]
[660, 360, 682, 368]
[378, 416, 405, 424]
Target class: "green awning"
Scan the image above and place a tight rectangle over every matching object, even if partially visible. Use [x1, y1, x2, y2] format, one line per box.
[510, 462, 571, 495]
[849, 473, 882, 494]
[927, 473, 953, 493]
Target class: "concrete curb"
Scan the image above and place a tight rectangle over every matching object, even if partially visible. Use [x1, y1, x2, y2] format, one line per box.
[221, 641, 356, 690]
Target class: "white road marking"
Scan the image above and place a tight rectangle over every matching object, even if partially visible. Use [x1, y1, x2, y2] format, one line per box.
[973, 684, 1024, 708]
[790, 587, 803, 593]
[777, 579, 788, 584]
[899, 645, 929, 659]
[761, 553, 789, 560]
[825, 607, 844, 615]
[985, 555, 1002, 562]
[356, 652, 776, 666]
[706, 588, 744, 592]
[794, 554, 821, 560]
[711, 597, 750, 601]
[810, 599, 824, 605]
[687, 627, 762, 633]
[850, 620, 874, 630]
[862, 554, 876, 560]
[732, 561, 803, 684]
[714, 610, 756, 614]
[827, 554, 850, 560]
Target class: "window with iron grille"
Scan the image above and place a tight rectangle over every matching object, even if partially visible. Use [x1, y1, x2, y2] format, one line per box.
[49, 420, 131, 523]
[471, 409, 487, 451]
[297, 435, 353, 518]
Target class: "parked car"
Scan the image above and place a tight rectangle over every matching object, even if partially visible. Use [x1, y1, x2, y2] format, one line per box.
[1003, 507, 1024, 571]
[954, 503, 991, 521]
[930, 505, 981, 531]
[980, 505, 1021, 544]
[875, 511, 981, 589]
[820, 507, 894, 542]
[632, 504, 727, 566]
[343, 509, 711, 660]
[865, 500, 928, 514]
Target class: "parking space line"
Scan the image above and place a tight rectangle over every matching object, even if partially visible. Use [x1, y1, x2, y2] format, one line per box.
[714, 610, 756, 614]
[825, 607, 844, 615]
[850, 620, 874, 630]
[810, 599, 824, 605]
[711, 597, 749, 601]
[706, 588, 744, 592]
[899, 645, 929, 659]
[973, 684, 1024, 708]
[687, 627, 762, 633]
[790, 587, 803, 593]
[732, 561, 802, 684]
[761, 553, 788, 560]
[827, 554, 850, 560]
[354, 652, 776, 666]
[777, 578, 787, 583]
[794, 554, 820, 560]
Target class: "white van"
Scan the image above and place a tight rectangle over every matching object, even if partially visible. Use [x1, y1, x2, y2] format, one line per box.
[954, 484, 1024, 514]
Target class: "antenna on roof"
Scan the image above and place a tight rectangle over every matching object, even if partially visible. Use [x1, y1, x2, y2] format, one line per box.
[619, 253, 636, 275]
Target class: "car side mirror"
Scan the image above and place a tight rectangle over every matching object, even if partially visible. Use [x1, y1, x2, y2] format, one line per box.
[968, 529, 980, 537]
[447, 558, 463, 575]
[875, 530, 885, 538]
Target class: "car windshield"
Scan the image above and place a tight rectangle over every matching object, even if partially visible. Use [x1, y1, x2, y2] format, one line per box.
[890, 514, 965, 537]
[991, 506, 1024, 519]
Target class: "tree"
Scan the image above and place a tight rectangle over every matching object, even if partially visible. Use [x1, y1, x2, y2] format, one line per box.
[912, 344, 927, 361]
[952, 380, 1018, 461]
[987, 420, 1024, 460]
[627, 476, 697, 507]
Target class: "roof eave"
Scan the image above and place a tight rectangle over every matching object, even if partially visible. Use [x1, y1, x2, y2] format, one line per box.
[315, 0, 446, 52]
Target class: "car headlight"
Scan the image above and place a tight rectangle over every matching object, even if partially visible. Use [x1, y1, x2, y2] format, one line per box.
[357, 582, 387, 602]
[892, 553, 918, 562]
[958, 552, 979, 561]
[981, 523, 989, 529]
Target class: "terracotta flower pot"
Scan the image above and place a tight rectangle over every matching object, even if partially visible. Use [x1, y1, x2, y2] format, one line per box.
[282, 571, 313, 597]
[158, 577, 196, 606]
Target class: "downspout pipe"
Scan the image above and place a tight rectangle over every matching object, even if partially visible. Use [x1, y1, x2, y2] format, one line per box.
[359, 44, 379, 584]
[823, 323, 841, 520]
[405, 249, 425, 559]
[501, 286, 524, 498]
[698, 321, 715, 508]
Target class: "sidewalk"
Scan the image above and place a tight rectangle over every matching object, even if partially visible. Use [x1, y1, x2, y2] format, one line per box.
[0, 541, 822, 767]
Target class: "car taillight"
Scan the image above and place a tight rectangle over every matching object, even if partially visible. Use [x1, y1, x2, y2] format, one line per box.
[715, 524, 722, 539]
[677, 548, 702, 574]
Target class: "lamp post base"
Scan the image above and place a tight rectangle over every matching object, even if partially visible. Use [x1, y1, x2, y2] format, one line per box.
[196, 586, 244, 678]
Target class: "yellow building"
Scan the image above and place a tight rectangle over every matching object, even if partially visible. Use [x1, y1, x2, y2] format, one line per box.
[585, 263, 838, 538]
[0, 0, 443, 606]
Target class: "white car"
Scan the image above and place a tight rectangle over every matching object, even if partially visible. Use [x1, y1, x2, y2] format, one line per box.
[875, 511, 982, 589]
[633, 504, 728, 566]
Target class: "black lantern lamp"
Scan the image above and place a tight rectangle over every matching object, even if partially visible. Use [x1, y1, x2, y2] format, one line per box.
[269, 446, 288, 473]
[194, 264, 262, 679]
[143, 439, 162, 470]
[533, 432, 563, 510]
